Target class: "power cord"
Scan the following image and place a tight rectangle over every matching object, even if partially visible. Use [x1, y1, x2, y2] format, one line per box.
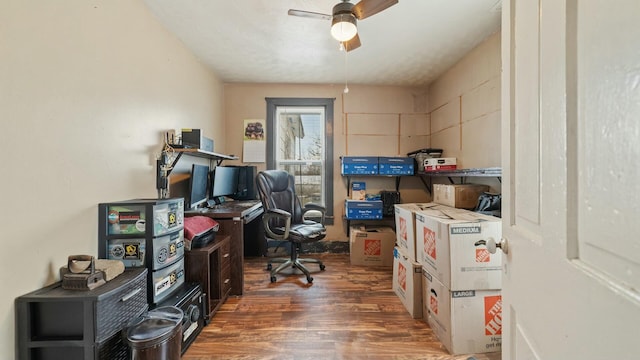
[156, 138, 177, 198]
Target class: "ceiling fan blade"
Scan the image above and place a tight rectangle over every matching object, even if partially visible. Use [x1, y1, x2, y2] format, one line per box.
[288, 9, 332, 21]
[342, 33, 361, 52]
[352, 0, 398, 20]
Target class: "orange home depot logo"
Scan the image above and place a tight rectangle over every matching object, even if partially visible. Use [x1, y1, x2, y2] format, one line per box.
[474, 239, 491, 263]
[364, 239, 382, 256]
[399, 217, 407, 241]
[484, 295, 503, 335]
[423, 227, 436, 260]
[429, 289, 438, 315]
[398, 262, 407, 291]
[476, 248, 491, 262]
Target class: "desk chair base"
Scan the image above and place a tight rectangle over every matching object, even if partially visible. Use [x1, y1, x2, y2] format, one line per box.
[267, 251, 325, 283]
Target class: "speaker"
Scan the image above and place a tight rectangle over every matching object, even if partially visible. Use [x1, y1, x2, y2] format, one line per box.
[380, 190, 401, 216]
[231, 166, 257, 200]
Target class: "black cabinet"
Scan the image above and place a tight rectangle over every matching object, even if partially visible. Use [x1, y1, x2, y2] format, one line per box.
[184, 234, 231, 322]
[15, 268, 147, 360]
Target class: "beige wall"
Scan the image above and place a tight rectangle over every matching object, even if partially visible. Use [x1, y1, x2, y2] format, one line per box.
[428, 32, 502, 191]
[223, 84, 431, 239]
[0, 1, 224, 357]
[223, 31, 504, 241]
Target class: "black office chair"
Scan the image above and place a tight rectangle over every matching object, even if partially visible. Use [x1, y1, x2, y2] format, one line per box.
[256, 169, 327, 283]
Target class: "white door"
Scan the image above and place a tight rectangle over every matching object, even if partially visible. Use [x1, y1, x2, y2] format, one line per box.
[500, 0, 640, 359]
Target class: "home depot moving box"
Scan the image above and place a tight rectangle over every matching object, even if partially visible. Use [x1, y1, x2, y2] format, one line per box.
[415, 204, 502, 290]
[394, 203, 442, 262]
[349, 226, 395, 266]
[422, 269, 502, 355]
[392, 247, 422, 318]
[433, 184, 490, 209]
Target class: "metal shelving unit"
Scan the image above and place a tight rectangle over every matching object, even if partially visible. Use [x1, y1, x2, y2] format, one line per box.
[416, 167, 502, 193]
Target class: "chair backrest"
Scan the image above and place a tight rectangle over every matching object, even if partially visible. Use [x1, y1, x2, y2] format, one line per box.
[256, 170, 304, 224]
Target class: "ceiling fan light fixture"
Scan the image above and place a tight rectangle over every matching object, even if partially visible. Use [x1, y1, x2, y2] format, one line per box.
[331, 13, 357, 42]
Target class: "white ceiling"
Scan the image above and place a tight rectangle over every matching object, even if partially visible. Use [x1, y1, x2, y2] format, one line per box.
[143, 0, 502, 87]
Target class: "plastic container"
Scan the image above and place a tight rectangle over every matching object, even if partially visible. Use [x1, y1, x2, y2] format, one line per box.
[125, 306, 183, 360]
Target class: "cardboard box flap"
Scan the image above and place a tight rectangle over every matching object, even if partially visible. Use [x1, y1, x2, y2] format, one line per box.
[439, 209, 488, 222]
[358, 225, 395, 233]
[418, 204, 490, 223]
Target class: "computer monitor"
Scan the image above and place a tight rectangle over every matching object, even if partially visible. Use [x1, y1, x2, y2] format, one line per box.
[188, 164, 210, 209]
[210, 166, 239, 204]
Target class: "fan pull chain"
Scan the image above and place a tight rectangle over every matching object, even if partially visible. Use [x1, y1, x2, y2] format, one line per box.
[344, 44, 349, 94]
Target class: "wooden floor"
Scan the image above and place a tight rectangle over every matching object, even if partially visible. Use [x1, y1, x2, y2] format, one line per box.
[182, 253, 501, 360]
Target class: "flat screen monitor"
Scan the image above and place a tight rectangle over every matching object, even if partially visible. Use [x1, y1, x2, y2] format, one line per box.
[210, 166, 239, 203]
[188, 164, 210, 209]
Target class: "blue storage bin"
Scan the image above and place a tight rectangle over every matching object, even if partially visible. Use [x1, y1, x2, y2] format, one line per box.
[341, 156, 379, 175]
[378, 157, 414, 175]
[345, 200, 384, 219]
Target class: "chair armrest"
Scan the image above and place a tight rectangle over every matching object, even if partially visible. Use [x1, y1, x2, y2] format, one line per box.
[262, 208, 292, 240]
[303, 203, 326, 224]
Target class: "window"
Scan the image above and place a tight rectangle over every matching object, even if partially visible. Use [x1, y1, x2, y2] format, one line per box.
[266, 98, 334, 224]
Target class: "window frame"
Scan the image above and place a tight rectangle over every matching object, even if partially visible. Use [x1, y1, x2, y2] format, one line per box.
[265, 97, 335, 225]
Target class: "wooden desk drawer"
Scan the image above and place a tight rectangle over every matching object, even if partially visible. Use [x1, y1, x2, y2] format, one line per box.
[220, 239, 231, 296]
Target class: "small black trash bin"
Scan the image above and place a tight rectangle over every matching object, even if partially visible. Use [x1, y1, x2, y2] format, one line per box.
[125, 306, 183, 360]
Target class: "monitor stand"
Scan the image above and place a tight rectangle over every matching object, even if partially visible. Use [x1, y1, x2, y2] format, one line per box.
[208, 196, 225, 207]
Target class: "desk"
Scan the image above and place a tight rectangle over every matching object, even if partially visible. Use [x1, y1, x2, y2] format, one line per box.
[185, 200, 264, 296]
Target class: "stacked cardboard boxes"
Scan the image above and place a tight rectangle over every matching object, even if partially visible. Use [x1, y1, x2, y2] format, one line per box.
[391, 203, 444, 318]
[415, 204, 503, 355]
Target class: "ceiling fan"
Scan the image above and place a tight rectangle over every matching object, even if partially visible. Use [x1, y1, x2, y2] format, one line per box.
[288, 0, 399, 51]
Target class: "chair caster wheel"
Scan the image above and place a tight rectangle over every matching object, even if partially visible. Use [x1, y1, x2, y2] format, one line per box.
[307, 276, 313, 283]
[320, 264, 326, 271]
[267, 264, 272, 270]
[270, 276, 277, 283]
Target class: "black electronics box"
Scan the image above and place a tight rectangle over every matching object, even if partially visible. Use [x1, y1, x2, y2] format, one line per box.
[156, 282, 206, 354]
[231, 166, 257, 200]
[182, 128, 214, 152]
[380, 190, 401, 216]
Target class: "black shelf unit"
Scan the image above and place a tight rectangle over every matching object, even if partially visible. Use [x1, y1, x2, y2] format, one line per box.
[157, 147, 238, 199]
[168, 148, 238, 170]
[416, 167, 502, 193]
[341, 167, 502, 235]
[343, 174, 408, 196]
[342, 173, 411, 236]
[15, 268, 148, 360]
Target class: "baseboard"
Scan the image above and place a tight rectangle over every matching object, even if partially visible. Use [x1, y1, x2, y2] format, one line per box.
[300, 240, 349, 254]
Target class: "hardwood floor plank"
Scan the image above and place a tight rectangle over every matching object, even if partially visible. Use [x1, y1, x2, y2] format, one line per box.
[182, 253, 500, 360]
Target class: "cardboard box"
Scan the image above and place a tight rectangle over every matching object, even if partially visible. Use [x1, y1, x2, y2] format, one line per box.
[433, 184, 490, 209]
[182, 128, 214, 152]
[349, 226, 396, 266]
[422, 269, 502, 355]
[394, 203, 438, 262]
[392, 247, 423, 318]
[424, 157, 457, 172]
[378, 157, 414, 175]
[345, 200, 383, 219]
[341, 156, 378, 175]
[415, 204, 502, 290]
[351, 181, 366, 200]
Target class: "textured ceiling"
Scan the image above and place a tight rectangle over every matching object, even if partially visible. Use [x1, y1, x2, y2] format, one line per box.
[143, 0, 501, 87]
